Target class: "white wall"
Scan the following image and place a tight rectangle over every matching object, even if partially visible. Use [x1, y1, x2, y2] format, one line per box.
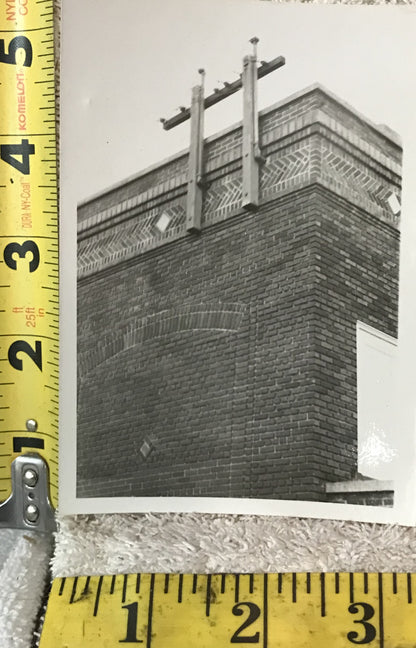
[356, 321, 398, 481]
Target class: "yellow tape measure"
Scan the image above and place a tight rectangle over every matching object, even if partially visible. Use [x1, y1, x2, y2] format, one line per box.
[0, 0, 58, 511]
[39, 572, 415, 647]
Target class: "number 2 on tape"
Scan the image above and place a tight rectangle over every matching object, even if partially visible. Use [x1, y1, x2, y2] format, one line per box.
[0, 0, 59, 508]
[39, 573, 416, 647]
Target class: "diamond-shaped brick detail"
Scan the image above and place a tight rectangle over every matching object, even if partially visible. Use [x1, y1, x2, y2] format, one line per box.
[155, 212, 171, 233]
[78, 201, 186, 276]
[387, 192, 401, 216]
[140, 439, 153, 460]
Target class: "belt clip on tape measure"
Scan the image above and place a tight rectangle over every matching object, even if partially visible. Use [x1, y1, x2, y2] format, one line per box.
[0, 0, 57, 533]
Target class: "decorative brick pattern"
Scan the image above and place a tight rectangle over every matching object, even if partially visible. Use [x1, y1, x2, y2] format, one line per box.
[260, 143, 311, 199]
[78, 303, 246, 377]
[203, 171, 243, 225]
[78, 87, 401, 279]
[321, 142, 400, 226]
[78, 176, 188, 236]
[78, 200, 187, 277]
[78, 157, 188, 225]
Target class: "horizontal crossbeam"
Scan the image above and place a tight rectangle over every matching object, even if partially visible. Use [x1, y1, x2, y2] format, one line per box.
[161, 55, 286, 130]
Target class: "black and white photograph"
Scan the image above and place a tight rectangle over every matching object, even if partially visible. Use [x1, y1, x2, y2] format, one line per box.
[60, 0, 416, 522]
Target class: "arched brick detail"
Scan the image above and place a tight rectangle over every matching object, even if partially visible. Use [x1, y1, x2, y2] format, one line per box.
[78, 303, 246, 377]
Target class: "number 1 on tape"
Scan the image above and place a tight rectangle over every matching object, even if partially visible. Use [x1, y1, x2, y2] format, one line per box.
[0, 0, 58, 515]
[39, 573, 416, 647]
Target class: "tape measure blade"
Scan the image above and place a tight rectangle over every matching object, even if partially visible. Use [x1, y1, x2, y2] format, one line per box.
[38, 572, 416, 647]
[0, 0, 58, 513]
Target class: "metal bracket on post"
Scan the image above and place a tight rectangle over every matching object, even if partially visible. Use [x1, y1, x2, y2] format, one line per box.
[242, 37, 262, 211]
[0, 453, 56, 532]
[186, 69, 205, 233]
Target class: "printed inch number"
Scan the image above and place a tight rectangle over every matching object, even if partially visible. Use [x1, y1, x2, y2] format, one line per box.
[0, 0, 58, 519]
[231, 601, 376, 645]
[0, 0, 59, 512]
[8, 340, 42, 371]
[39, 573, 416, 648]
[0, 34, 35, 173]
[0, 140, 35, 175]
[120, 603, 142, 644]
[231, 603, 261, 643]
[347, 603, 377, 645]
[0, 35, 32, 67]
[4, 240, 40, 272]
[117, 601, 261, 645]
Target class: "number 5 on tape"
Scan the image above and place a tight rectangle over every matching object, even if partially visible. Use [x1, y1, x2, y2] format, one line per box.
[0, 0, 58, 529]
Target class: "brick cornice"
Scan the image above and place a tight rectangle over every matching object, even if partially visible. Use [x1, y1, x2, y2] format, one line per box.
[78, 86, 402, 279]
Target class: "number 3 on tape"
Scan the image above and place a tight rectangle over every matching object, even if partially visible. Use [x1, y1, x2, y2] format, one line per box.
[39, 573, 416, 647]
[0, 0, 58, 530]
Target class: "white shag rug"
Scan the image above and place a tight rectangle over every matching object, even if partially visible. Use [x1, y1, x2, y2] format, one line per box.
[4, 513, 416, 648]
[52, 513, 416, 577]
[0, 529, 52, 648]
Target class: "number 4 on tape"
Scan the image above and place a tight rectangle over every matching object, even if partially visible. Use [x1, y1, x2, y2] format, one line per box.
[0, 139, 35, 174]
[0, 0, 59, 528]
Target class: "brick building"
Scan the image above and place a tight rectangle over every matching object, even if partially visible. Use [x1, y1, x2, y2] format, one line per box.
[77, 84, 401, 504]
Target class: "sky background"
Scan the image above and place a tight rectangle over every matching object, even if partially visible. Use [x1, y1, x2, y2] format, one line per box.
[61, 0, 416, 204]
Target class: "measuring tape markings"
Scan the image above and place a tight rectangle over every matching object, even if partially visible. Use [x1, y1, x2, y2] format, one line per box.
[38, 572, 416, 646]
[0, 0, 58, 508]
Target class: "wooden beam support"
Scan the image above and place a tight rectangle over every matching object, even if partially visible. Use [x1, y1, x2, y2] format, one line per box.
[242, 50, 260, 211]
[161, 55, 285, 131]
[159, 40, 286, 225]
[186, 77, 205, 232]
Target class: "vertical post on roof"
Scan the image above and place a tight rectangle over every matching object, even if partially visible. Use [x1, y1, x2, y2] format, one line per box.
[186, 69, 205, 232]
[242, 37, 261, 210]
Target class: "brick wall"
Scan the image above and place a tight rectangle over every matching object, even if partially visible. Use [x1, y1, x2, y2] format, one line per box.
[77, 84, 401, 502]
[327, 492, 394, 507]
[326, 479, 394, 507]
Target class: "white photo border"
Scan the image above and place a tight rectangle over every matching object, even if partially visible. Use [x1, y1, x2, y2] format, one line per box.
[59, 0, 416, 524]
